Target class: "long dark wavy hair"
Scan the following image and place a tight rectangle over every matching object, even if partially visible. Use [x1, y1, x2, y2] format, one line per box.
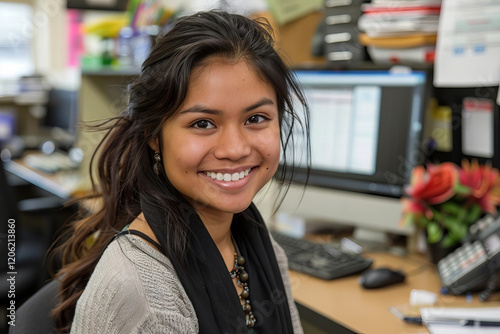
[52, 10, 310, 333]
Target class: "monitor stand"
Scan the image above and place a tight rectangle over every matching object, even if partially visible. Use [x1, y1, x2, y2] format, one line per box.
[352, 227, 407, 256]
[352, 227, 387, 244]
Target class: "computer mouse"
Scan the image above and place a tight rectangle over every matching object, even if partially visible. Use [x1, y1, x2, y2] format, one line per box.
[359, 267, 406, 289]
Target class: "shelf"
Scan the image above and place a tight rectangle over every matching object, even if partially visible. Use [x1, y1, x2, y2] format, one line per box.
[294, 61, 434, 71]
[81, 67, 140, 76]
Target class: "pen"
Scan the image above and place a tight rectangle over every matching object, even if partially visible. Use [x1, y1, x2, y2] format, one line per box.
[460, 320, 500, 327]
[403, 316, 422, 325]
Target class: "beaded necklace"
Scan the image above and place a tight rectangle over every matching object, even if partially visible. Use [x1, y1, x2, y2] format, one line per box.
[229, 237, 256, 328]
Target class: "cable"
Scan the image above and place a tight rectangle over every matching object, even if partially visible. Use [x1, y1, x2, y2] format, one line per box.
[479, 270, 498, 302]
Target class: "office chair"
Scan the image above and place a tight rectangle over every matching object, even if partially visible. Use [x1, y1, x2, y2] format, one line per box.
[0, 158, 75, 331]
[8, 279, 60, 334]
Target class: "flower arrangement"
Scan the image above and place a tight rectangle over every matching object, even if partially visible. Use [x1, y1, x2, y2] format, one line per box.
[402, 160, 500, 248]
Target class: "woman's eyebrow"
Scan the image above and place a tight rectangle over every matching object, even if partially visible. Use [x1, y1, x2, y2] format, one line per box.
[178, 105, 222, 115]
[243, 98, 275, 113]
[179, 98, 275, 116]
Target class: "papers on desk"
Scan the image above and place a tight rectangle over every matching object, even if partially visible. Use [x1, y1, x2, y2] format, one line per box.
[23, 152, 78, 174]
[421, 306, 500, 334]
[428, 326, 499, 334]
[434, 0, 500, 87]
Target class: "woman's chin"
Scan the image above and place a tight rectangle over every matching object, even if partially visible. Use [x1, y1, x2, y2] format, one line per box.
[191, 198, 253, 215]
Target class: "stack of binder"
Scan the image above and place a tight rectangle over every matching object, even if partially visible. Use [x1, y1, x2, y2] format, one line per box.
[357, 0, 441, 64]
[323, 0, 369, 65]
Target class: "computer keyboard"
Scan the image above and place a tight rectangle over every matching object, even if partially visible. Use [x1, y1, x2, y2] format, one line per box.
[271, 231, 374, 280]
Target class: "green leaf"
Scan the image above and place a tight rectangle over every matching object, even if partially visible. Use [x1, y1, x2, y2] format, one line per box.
[456, 224, 468, 240]
[417, 216, 431, 228]
[443, 216, 460, 231]
[432, 210, 443, 222]
[427, 222, 443, 244]
[440, 217, 467, 247]
[456, 207, 467, 222]
[441, 202, 462, 215]
[454, 183, 471, 195]
[465, 204, 482, 225]
[404, 213, 414, 226]
[442, 234, 459, 248]
[443, 217, 468, 244]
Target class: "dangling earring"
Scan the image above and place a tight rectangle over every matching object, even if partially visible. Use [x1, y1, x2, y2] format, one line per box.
[153, 152, 163, 175]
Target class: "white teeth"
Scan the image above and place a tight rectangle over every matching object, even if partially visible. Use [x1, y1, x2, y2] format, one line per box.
[206, 168, 252, 182]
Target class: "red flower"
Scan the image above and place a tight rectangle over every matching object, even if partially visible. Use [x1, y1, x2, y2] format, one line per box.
[402, 197, 432, 219]
[405, 162, 458, 205]
[460, 160, 500, 214]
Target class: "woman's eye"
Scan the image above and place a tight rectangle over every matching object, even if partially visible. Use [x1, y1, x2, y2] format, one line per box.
[246, 115, 267, 124]
[192, 120, 215, 129]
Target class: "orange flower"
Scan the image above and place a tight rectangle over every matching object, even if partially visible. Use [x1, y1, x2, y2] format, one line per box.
[460, 160, 500, 214]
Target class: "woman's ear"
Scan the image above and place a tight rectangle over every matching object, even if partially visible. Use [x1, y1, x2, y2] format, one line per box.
[148, 138, 159, 152]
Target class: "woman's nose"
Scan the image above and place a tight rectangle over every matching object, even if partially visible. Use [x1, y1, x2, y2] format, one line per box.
[213, 125, 251, 161]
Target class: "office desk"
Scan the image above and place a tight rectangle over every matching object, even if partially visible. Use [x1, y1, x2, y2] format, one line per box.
[290, 252, 500, 334]
[5, 157, 86, 199]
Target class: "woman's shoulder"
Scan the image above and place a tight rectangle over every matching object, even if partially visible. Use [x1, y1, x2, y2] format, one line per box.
[77, 234, 182, 306]
[71, 234, 198, 333]
[95, 234, 186, 298]
[110, 232, 173, 270]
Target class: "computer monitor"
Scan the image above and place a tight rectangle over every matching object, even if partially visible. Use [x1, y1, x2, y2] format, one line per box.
[44, 89, 79, 136]
[0, 110, 16, 145]
[269, 70, 428, 238]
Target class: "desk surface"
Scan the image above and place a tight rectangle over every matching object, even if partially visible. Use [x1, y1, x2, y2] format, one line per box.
[5, 159, 83, 198]
[5, 152, 90, 199]
[290, 251, 500, 334]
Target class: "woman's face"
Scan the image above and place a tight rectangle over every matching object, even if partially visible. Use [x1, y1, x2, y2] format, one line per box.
[159, 59, 281, 215]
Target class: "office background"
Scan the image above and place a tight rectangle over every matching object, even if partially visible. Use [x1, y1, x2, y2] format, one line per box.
[1, 1, 500, 333]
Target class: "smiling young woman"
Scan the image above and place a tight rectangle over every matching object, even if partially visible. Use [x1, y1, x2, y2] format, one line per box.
[52, 10, 310, 334]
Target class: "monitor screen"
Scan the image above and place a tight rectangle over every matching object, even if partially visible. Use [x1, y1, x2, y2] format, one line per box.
[285, 70, 428, 198]
[44, 89, 79, 135]
[0, 110, 16, 144]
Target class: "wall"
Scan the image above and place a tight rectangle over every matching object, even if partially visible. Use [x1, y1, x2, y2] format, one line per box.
[258, 10, 325, 67]
[1, 0, 79, 89]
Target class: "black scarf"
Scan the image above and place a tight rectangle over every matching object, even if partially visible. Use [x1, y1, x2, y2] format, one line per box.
[141, 196, 294, 334]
